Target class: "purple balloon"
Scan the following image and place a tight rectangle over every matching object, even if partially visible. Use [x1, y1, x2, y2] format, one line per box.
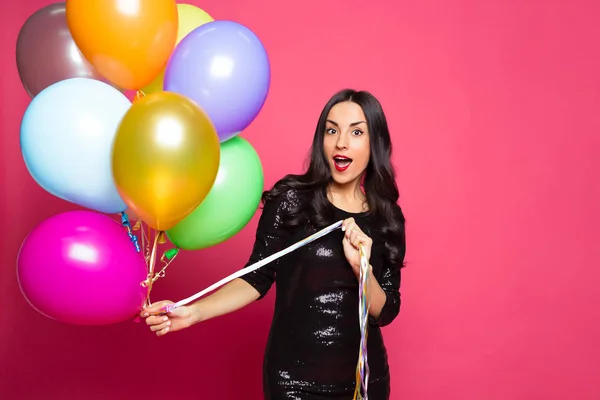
[164, 20, 271, 142]
[17, 211, 148, 326]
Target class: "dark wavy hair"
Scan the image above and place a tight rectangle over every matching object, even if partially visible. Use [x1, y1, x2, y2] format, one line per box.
[263, 89, 406, 269]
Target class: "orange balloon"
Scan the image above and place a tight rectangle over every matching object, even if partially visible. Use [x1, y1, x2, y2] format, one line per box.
[66, 0, 178, 90]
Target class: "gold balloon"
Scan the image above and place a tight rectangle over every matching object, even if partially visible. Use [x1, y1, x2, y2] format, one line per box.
[112, 92, 220, 231]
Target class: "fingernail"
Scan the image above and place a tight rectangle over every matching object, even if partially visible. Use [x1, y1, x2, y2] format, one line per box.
[165, 327, 170, 333]
[167, 321, 171, 326]
[162, 316, 168, 322]
[341, 226, 346, 231]
[143, 313, 149, 317]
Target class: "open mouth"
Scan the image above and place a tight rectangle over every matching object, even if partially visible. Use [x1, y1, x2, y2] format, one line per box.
[333, 155, 353, 172]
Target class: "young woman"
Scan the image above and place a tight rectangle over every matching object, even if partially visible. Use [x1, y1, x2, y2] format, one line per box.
[142, 89, 406, 399]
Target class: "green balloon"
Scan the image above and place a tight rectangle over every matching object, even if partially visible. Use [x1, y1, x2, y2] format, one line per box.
[166, 136, 264, 250]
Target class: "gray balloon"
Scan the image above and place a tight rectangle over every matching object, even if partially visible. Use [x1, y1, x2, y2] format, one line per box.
[16, 2, 114, 98]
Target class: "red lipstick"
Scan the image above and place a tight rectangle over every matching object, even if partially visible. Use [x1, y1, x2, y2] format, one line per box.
[333, 154, 353, 172]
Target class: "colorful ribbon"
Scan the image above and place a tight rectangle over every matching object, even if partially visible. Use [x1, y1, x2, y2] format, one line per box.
[353, 243, 371, 400]
[121, 212, 179, 306]
[120, 212, 140, 252]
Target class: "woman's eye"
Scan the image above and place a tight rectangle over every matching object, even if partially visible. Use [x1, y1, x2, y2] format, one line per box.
[352, 129, 363, 136]
[326, 128, 337, 134]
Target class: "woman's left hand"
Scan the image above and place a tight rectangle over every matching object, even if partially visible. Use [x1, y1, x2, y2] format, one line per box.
[342, 218, 373, 278]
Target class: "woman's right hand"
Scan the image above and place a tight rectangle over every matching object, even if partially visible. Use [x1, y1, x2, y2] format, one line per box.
[140, 300, 194, 337]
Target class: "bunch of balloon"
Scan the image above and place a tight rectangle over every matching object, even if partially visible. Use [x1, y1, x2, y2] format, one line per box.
[132, 11, 271, 252]
[15, 1, 270, 326]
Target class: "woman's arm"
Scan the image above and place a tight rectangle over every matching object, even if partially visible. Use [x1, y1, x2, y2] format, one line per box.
[143, 191, 293, 336]
[143, 277, 262, 335]
[342, 216, 405, 326]
[364, 267, 388, 320]
[188, 191, 295, 324]
[186, 278, 261, 325]
[365, 263, 402, 326]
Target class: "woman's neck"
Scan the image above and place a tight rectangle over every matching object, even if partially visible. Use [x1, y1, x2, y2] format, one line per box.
[327, 181, 369, 213]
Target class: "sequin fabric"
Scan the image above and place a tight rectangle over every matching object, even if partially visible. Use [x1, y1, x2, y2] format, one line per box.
[241, 189, 404, 400]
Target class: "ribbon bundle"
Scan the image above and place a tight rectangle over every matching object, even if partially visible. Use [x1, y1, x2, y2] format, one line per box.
[162, 220, 371, 398]
[122, 212, 180, 306]
[353, 243, 371, 400]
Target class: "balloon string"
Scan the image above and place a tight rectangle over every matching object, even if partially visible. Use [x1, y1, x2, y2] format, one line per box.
[122, 214, 178, 315]
[146, 224, 152, 257]
[141, 230, 162, 306]
[131, 217, 147, 256]
[152, 248, 180, 283]
[133, 90, 146, 102]
[136, 221, 152, 263]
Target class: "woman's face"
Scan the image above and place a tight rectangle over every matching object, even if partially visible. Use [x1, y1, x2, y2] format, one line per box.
[323, 101, 371, 187]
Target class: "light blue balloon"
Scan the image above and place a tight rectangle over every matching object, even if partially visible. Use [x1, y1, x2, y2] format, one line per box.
[20, 78, 131, 213]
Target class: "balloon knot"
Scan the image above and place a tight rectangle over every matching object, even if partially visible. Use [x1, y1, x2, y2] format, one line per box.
[164, 248, 179, 260]
[133, 90, 146, 103]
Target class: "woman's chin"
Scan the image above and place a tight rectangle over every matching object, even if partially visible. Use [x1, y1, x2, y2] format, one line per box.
[330, 173, 360, 187]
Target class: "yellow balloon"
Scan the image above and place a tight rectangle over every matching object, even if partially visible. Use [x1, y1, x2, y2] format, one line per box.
[142, 4, 214, 94]
[112, 92, 220, 231]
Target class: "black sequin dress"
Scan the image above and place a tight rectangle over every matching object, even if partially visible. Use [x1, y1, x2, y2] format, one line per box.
[241, 189, 405, 400]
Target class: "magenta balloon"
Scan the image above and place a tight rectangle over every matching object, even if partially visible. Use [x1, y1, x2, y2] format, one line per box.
[17, 211, 148, 325]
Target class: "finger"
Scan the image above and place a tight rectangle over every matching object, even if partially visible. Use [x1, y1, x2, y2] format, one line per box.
[344, 222, 356, 239]
[146, 315, 169, 326]
[147, 309, 168, 317]
[143, 301, 171, 316]
[143, 300, 169, 312]
[351, 222, 365, 236]
[350, 230, 367, 246]
[140, 305, 155, 318]
[341, 218, 355, 231]
[156, 326, 171, 337]
[352, 233, 371, 249]
[150, 320, 171, 332]
[356, 233, 372, 246]
[350, 230, 358, 246]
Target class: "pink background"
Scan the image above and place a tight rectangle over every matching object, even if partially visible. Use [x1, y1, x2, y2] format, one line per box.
[1, 0, 599, 399]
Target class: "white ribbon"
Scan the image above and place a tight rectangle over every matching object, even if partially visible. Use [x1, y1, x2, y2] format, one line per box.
[164, 220, 344, 312]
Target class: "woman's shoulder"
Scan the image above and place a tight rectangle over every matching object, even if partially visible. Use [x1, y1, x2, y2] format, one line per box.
[258, 180, 309, 235]
[262, 178, 303, 213]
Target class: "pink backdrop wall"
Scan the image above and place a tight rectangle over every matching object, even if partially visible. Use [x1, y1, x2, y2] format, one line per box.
[1, 0, 599, 399]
